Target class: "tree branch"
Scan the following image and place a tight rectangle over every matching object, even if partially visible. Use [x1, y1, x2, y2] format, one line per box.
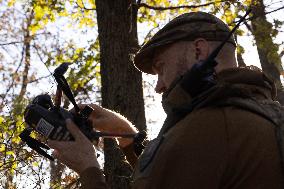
[244, 19, 252, 32]
[232, 5, 284, 25]
[28, 74, 52, 84]
[138, 0, 228, 11]
[0, 44, 25, 109]
[265, 5, 284, 15]
[17, 13, 33, 101]
[0, 33, 50, 47]
[0, 41, 23, 46]
[32, 44, 54, 77]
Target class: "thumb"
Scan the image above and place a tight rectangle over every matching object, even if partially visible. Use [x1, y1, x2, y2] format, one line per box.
[65, 119, 86, 141]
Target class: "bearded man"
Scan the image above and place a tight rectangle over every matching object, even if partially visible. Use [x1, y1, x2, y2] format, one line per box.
[48, 12, 284, 189]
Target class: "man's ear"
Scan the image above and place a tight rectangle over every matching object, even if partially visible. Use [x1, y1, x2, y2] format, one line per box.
[193, 38, 210, 61]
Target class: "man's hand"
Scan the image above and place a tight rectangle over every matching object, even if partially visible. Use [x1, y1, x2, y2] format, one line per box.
[76, 104, 138, 147]
[48, 119, 100, 175]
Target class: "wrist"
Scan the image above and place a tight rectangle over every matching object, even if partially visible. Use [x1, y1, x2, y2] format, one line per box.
[118, 127, 138, 148]
[78, 159, 100, 175]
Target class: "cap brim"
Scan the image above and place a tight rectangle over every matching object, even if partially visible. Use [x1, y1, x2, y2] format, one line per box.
[134, 39, 181, 74]
[134, 46, 156, 75]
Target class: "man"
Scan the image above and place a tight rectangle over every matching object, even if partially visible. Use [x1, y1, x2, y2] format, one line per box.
[48, 12, 284, 188]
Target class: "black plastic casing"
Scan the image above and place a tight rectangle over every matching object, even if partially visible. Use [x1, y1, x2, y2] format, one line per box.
[24, 103, 97, 141]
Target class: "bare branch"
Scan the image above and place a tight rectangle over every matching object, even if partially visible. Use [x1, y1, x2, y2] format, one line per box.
[0, 41, 23, 46]
[244, 20, 252, 32]
[138, 0, 228, 11]
[0, 43, 25, 108]
[0, 32, 50, 47]
[28, 74, 52, 84]
[32, 44, 54, 78]
[232, 6, 284, 25]
[17, 12, 33, 101]
[265, 5, 284, 15]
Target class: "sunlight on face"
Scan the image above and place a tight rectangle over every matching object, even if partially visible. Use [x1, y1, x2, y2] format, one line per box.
[152, 42, 196, 93]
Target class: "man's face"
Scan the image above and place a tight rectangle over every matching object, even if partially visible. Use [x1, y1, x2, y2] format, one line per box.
[152, 42, 195, 94]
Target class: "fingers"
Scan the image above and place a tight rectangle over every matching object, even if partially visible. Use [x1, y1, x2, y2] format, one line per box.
[65, 119, 86, 141]
[49, 119, 88, 145]
[48, 140, 69, 149]
[48, 140, 70, 160]
[49, 142, 74, 165]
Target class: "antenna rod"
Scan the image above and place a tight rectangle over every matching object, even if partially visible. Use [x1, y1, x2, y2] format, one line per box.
[205, 8, 252, 68]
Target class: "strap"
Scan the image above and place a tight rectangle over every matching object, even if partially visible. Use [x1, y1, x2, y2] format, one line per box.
[20, 128, 54, 161]
[53, 63, 80, 113]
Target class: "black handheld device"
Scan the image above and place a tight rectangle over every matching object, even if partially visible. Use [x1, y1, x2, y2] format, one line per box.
[20, 63, 146, 160]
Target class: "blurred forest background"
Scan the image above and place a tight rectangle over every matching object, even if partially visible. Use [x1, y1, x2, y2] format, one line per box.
[0, 0, 283, 188]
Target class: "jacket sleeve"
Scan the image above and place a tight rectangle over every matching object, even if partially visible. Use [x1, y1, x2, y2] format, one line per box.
[80, 143, 138, 189]
[80, 167, 109, 189]
[122, 142, 139, 168]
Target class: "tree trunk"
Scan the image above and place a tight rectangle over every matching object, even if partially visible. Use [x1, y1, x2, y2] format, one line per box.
[237, 51, 246, 67]
[12, 13, 32, 115]
[236, 37, 246, 67]
[4, 174, 15, 189]
[95, 0, 146, 188]
[250, 0, 284, 103]
[5, 11, 34, 189]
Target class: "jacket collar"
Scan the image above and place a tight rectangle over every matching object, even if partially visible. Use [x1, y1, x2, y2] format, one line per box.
[161, 66, 276, 115]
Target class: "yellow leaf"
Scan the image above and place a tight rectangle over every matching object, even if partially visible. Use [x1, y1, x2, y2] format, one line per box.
[32, 162, 39, 167]
[6, 151, 15, 157]
[0, 116, 4, 124]
[12, 136, 20, 144]
[0, 144, 5, 152]
[34, 6, 44, 20]
[12, 162, 17, 170]
[7, 0, 16, 7]
[29, 24, 42, 35]
[244, 0, 253, 6]
[88, 0, 96, 8]
[59, 10, 68, 17]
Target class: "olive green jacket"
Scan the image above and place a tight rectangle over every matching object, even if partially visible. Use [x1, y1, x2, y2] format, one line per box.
[80, 67, 284, 189]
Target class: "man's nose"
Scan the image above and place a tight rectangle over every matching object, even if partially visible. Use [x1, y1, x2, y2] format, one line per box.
[155, 77, 166, 94]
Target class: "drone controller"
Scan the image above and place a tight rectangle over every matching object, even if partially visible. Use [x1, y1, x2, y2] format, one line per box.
[20, 63, 146, 161]
[24, 94, 96, 141]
